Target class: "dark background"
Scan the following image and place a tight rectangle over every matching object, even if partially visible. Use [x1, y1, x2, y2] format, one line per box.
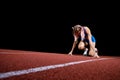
[0, 3, 119, 56]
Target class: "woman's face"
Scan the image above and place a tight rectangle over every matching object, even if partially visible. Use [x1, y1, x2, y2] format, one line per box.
[76, 27, 81, 31]
[74, 25, 82, 31]
[73, 27, 82, 35]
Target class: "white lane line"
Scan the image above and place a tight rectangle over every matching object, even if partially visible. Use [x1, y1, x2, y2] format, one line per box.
[0, 58, 110, 79]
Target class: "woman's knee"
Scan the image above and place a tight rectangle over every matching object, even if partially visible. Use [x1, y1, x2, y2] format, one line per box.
[78, 42, 85, 50]
[78, 45, 85, 50]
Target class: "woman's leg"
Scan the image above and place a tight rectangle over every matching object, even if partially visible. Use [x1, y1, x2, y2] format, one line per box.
[89, 42, 96, 56]
[78, 41, 85, 50]
[78, 41, 88, 55]
[89, 41, 99, 58]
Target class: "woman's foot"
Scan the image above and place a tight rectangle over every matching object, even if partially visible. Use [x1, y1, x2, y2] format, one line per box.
[83, 48, 88, 56]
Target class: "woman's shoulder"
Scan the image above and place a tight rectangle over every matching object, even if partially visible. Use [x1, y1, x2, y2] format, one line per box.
[83, 26, 90, 30]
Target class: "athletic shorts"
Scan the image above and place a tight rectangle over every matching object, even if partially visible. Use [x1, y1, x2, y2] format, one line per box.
[83, 35, 96, 43]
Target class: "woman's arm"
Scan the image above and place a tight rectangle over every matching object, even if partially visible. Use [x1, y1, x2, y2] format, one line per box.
[68, 35, 78, 55]
[84, 27, 95, 51]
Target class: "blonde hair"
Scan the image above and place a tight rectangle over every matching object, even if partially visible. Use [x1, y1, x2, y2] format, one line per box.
[72, 24, 82, 34]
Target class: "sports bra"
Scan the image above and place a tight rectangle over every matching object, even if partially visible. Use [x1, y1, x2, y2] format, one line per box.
[80, 27, 88, 41]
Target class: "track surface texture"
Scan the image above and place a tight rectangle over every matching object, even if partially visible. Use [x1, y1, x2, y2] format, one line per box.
[0, 49, 120, 80]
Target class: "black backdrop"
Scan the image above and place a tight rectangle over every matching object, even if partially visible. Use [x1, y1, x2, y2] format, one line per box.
[0, 5, 119, 56]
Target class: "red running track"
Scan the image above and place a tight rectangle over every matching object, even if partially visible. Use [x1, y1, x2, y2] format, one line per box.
[0, 49, 120, 80]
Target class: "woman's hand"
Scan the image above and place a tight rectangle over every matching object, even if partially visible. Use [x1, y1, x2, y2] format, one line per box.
[68, 51, 73, 56]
